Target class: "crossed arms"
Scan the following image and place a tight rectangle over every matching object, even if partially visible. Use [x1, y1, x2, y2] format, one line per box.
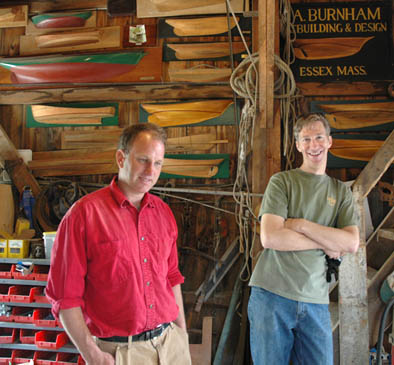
[260, 213, 359, 258]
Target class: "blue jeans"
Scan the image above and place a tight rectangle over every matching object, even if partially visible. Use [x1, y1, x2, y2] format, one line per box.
[248, 286, 333, 365]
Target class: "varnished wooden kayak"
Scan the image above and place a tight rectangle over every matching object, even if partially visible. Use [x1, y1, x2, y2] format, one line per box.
[319, 101, 394, 129]
[31, 11, 92, 28]
[167, 42, 247, 60]
[0, 52, 145, 84]
[165, 17, 238, 36]
[168, 67, 231, 82]
[151, 0, 223, 11]
[294, 36, 373, 60]
[330, 139, 383, 161]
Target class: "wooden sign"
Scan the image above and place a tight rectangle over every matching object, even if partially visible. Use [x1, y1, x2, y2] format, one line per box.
[0, 5, 28, 28]
[291, 1, 393, 81]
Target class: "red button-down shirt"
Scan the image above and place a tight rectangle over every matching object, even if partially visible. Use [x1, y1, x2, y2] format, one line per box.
[46, 177, 184, 337]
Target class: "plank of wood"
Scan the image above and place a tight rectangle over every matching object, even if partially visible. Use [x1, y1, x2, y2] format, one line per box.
[107, 0, 136, 16]
[165, 17, 238, 36]
[20, 26, 121, 56]
[0, 184, 14, 237]
[25, 10, 97, 35]
[294, 36, 373, 60]
[168, 67, 232, 82]
[0, 5, 27, 28]
[137, 0, 246, 18]
[165, 41, 248, 60]
[60, 128, 123, 149]
[189, 317, 212, 365]
[352, 130, 394, 199]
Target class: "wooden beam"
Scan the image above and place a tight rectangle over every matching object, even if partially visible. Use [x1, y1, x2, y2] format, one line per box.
[352, 129, 394, 200]
[0, 83, 234, 104]
[0, 125, 40, 197]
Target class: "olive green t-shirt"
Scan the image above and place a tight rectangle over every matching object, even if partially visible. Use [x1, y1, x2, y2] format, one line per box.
[249, 168, 358, 304]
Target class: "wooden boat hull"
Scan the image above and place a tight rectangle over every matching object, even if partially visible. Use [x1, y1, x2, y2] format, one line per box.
[319, 101, 394, 129]
[35, 31, 100, 48]
[151, 0, 223, 11]
[294, 36, 373, 60]
[168, 67, 231, 82]
[31, 12, 92, 28]
[0, 52, 145, 84]
[166, 42, 247, 60]
[141, 100, 233, 127]
[165, 17, 237, 36]
[330, 139, 383, 161]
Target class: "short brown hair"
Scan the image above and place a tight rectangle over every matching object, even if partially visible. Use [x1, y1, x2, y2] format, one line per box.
[118, 123, 167, 152]
[294, 113, 331, 141]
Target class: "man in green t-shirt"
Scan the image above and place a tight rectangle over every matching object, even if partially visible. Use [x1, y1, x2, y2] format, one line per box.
[248, 113, 359, 365]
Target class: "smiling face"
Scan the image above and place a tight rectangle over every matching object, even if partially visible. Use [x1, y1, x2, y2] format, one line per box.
[116, 131, 165, 207]
[296, 120, 332, 175]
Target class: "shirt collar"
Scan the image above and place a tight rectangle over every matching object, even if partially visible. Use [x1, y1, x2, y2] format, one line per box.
[109, 176, 156, 209]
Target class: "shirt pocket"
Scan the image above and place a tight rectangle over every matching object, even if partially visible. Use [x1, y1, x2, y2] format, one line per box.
[147, 233, 172, 279]
[87, 238, 131, 287]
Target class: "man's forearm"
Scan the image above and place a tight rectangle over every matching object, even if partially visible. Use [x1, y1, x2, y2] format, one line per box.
[172, 284, 187, 330]
[285, 218, 359, 253]
[59, 307, 114, 365]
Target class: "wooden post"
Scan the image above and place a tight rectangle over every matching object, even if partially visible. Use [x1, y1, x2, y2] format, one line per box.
[339, 130, 394, 363]
[258, 0, 275, 128]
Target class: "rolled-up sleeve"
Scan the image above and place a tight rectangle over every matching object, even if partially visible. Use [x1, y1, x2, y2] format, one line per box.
[46, 203, 87, 319]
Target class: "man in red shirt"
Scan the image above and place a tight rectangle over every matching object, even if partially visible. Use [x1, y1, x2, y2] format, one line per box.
[46, 123, 191, 365]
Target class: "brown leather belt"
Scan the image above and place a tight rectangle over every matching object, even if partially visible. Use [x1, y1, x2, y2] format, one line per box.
[99, 323, 170, 343]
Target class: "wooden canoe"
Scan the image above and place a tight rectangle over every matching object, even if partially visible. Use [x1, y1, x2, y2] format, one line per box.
[151, 0, 223, 12]
[166, 42, 247, 60]
[319, 101, 394, 129]
[165, 17, 238, 36]
[330, 139, 383, 161]
[149, 111, 221, 127]
[294, 36, 374, 60]
[168, 67, 232, 82]
[32, 105, 115, 122]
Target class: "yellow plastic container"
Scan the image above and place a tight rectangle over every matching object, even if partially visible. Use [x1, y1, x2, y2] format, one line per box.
[7, 239, 29, 258]
[0, 239, 7, 258]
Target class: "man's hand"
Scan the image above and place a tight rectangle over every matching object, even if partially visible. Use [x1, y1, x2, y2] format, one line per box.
[85, 349, 115, 365]
[324, 249, 341, 259]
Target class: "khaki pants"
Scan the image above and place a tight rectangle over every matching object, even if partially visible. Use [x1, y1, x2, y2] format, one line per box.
[97, 323, 192, 365]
